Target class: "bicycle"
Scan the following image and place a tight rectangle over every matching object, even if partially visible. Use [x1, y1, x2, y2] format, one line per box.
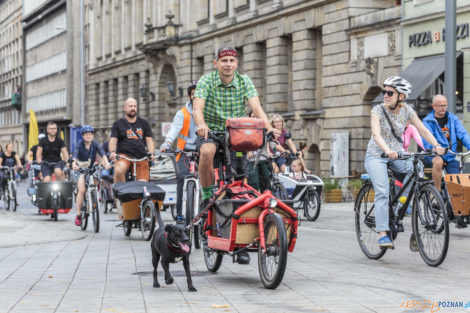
[75, 165, 103, 233]
[112, 154, 160, 241]
[355, 151, 449, 267]
[1, 166, 18, 211]
[27, 163, 42, 207]
[440, 149, 470, 228]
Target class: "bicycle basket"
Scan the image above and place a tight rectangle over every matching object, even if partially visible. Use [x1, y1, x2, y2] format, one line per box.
[445, 174, 470, 216]
[226, 118, 265, 152]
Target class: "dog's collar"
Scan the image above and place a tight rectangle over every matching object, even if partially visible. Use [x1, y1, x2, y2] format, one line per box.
[165, 233, 187, 253]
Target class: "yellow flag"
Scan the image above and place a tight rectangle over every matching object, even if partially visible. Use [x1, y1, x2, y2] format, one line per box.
[28, 110, 39, 150]
[61, 130, 65, 140]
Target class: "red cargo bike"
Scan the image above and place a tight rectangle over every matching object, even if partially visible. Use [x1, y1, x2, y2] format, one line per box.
[188, 118, 298, 289]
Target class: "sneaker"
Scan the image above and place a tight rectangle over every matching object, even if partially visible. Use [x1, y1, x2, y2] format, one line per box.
[236, 250, 250, 264]
[456, 217, 468, 229]
[75, 215, 82, 226]
[378, 235, 394, 249]
[176, 215, 185, 224]
[409, 233, 418, 252]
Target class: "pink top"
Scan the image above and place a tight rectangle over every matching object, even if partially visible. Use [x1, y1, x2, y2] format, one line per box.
[402, 124, 424, 152]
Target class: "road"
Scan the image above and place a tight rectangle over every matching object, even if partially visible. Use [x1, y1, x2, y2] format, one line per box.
[1, 181, 470, 313]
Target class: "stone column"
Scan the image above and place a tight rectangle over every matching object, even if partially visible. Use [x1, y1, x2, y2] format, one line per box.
[108, 78, 117, 128]
[139, 70, 149, 118]
[292, 29, 316, 111]
[117, 76, 127, 118]
[128, 73, 139, 103]
[113, 0, 121, 54]
[87, 83, 99, 125]
[265, 37, 288, 113]
[98, 81, 108, 128]
[243, 42, 265, 106]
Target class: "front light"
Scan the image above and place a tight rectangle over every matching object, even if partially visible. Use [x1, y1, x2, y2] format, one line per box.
[52, 184, 59, 191]
[269, 198, 278, 208]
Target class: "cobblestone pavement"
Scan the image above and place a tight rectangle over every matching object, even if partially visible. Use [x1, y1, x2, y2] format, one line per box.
[1, 182, 470, 313]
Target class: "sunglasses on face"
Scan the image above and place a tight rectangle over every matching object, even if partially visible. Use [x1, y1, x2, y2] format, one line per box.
[382, 90, 395, 97]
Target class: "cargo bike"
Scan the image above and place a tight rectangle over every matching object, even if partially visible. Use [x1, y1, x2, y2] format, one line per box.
[188, 118, 299, 290]
[112, 155, 166, 240]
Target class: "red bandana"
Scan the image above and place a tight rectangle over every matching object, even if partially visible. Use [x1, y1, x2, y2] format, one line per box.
[217, 48, 237, 59]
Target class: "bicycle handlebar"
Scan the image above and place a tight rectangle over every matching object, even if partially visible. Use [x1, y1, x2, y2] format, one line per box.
[446, 149, 470, 158]
[116, 154, 149, 163]
[380, 150, 437, 159]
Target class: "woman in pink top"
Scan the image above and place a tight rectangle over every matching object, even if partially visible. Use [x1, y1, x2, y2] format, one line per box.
[402, 121, 425, 152]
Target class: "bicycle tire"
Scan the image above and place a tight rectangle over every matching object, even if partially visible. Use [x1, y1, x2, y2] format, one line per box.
[354, 183, 387, 260]
[203, 241, 223, 272]
[170, 205, 177, 221]
[5, 185, 10, 211]
[123, 220, 132, 236]
[140, 200, 156, 241]
[185, 181, 196, 249]
[258, 213, 288, 290]
[80, 202, 88, 230]
[303, 189, 321, 221]
[101, 189, 108, 213]
[412, 183, 449, 267]
[273, 182, 288, 200]
[91, 190, 100, 233]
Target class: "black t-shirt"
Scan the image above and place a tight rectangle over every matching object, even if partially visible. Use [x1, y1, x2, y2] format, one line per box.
[39, 136, 66, 162]
[30, 145, 38, 162]
[435, 114, 450, 143]
[111, 117, 153, 158]
[1, 152, 16, 167]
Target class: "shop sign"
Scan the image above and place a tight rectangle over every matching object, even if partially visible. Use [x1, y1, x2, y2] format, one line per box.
[409, 23, 469, 47]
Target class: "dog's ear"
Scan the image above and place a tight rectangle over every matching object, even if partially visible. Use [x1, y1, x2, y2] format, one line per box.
[165, 224, 172, 233]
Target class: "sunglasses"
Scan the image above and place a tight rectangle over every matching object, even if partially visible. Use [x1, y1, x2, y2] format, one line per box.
[382, 90, 396, 97]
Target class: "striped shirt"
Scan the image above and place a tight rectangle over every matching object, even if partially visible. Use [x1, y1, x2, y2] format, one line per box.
[194, 70, 258, 131]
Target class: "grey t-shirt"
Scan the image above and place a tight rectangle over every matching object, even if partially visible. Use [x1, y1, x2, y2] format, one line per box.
[366, 104, 416, 157]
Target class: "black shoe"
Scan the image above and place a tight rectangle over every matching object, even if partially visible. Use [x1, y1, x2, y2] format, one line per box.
[236, 251, 250, 264]
[456, 217, 468, 229]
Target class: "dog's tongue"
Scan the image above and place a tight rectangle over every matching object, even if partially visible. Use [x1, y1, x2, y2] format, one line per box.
[179, 242, 190, 252]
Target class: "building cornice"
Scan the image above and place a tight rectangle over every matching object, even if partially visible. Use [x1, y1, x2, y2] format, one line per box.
[401, 4, 470, 26]
[88, 53, 146, 75]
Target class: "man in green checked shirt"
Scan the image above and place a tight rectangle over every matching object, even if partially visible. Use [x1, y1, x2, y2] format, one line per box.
[193, 47, 273, 221]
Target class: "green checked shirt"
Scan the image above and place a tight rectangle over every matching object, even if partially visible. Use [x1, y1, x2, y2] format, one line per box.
[194, 70, 258, 131]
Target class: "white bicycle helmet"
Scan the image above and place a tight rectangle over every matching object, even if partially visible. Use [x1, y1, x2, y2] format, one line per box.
[383, 76, 412, 99]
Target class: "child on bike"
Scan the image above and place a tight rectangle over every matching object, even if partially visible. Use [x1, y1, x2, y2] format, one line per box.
[289, 159, 307, 180]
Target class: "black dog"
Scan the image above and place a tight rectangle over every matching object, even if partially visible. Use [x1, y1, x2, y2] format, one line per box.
[151, 209, 197, 292]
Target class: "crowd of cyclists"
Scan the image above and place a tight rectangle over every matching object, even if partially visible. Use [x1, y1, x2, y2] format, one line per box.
[1, 45, 470, 260]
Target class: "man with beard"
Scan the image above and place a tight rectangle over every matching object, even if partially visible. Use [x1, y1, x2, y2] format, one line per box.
[109, 98, 155, 182]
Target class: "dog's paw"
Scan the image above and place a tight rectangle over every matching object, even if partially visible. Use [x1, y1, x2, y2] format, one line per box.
[188, 285, 197, 292]
[153, 282, 161, 288]
[165, 277, 174, 285]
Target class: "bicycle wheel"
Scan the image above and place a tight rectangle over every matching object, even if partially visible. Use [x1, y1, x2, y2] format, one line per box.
[80, 202, 88, 230]
[203, 241, 223, 272]
[140, 200, 156, 241]
[412, 183, 449, 267]
[91, 190, 100, 233]
[185, 181, 196, 248]
[303, 189, 321, 221]
[5, 186, 10, 211]
[170, 205, 177, 221]
[354, 183, 387, 260]
[258, 213, 288, 290]
[101, 189, 108, 213]
[123, 220, 132, 236]
[273, 182, 288, 200]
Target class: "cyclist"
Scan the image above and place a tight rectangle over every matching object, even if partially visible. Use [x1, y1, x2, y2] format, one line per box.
[0, 143, 22, 199]
[270, 114, 297, 174]
[100, 133, 114, 179]
[193, 46, 273, 264]
[36, 122, 70, 182]
[422, 94, 470, 228]
[160, 81, 198, 223]
[72, 125, 110, 226]
[364, 76, 444, 249]
[27, 133, 46, 178]
[109, 98, 155, 182]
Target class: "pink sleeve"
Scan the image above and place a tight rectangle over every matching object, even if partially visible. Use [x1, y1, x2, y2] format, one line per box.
[410, 125, 425, 150]
[402, 127, 412, 152]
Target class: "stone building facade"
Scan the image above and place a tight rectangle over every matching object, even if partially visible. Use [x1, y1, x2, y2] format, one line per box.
[22, 0, 83, 147]
[86, 0, 402, 177]
[0, 0, 23, 153]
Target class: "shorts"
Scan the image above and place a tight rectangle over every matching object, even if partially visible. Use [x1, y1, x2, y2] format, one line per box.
[195, 136, 248, 176]
[274, 156, 287, 168]
[117, 155, 150, 181]
[41, 161, 64, 178]
[423, 156, 460, 174]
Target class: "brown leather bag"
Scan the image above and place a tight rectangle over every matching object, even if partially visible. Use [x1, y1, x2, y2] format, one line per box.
[226, 118, 265, 152]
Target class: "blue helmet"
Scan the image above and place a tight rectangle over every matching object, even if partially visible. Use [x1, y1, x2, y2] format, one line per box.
[80, 125, 94, 135]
